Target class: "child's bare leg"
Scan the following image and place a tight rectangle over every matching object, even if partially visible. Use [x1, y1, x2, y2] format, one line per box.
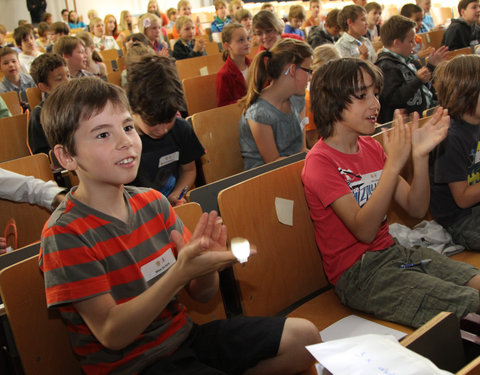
[244, 318, 320, 375]
[467, 274, 480, 292]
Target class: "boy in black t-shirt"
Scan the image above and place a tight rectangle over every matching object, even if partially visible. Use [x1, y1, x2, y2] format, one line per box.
[127, 55, 204, 206]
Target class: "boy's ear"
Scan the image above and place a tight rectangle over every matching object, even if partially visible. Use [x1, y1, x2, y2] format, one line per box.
[37, 82, 50, 94]
[54, 144, 77, 171]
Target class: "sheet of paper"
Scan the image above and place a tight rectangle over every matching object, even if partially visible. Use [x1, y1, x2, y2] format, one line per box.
[275, 197, 294, 226]
[200, 66, 209, 76]
[320, 315, 407, 342]
[306, 334, 453, 375]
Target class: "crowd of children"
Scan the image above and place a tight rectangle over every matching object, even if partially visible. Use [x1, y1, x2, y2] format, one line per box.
[3, 0, 480, 373]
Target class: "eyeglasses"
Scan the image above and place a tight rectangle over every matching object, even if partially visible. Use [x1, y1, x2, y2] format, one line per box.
[296, 66, 313, 75]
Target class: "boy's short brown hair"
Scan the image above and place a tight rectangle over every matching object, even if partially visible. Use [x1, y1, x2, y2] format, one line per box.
[175, 15, 193, 31]
[338, 5, 365, 32]
[252, 10, 284, 34]
[234, 8, 252, 22]
[325, 8, 340, 28]
[127, 55, 184, 125]
[434, 55, 480, 121]
[365, 2, 382, 13]
[167, 7, 177, 18]
[30, 53, 67, 85]
[13, 25, 33, 46]
[41, 77, 131, 155]
[214, 0, 227, 10]
[51, 21, 69, 35]
[400, 3, 423, 18]
[288, 4, 307, 21]
[37, 22, 50, 37]
[310, 58, 383, 138]
[459, 0, 479, 14]
[53, 36, 84, 57]
[380, 15, 416, 47]
[177, 0, 191, 11]
[0, 47, 18, 61]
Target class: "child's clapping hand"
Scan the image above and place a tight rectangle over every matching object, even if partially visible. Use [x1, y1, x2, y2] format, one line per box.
[411, 107, 450, 159]
[193, 38, 206, 52]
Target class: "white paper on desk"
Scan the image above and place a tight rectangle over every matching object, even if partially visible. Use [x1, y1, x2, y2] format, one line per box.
[306, 334, 454, 375]
[320, 315, 407, 342]
[200, 66, 209, 76]
[275, 197, 294, 226]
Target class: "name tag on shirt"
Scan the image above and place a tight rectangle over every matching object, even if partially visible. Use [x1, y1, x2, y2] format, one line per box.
[158, 151, 179, 168]
[301, 117, 309, 131]
[141, 248, 176, 282]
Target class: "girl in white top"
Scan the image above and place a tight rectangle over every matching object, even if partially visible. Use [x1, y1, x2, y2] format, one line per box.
[91, 17, 120, 51]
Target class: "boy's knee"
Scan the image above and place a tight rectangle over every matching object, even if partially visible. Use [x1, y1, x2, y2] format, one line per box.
[283, 317, 321, 347]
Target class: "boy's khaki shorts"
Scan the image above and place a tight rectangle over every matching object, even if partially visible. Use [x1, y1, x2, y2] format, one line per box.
[336, 243, 480, 328]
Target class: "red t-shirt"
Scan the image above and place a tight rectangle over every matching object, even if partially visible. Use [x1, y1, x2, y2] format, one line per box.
[302, 136, 394, 284]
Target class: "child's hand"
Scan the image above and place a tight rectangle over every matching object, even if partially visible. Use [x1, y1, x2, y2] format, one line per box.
[428, 45, 449, 66]
[171, 211, 237, 280]
[382, 110, 412, 173]
[158, 44, 170, 57]
[417, 46, 433, 59]
[411, 107, 450, 159]
[193, 38, 206, 52]
[358, 43, 369, 59]
[416, 66, 431, 83]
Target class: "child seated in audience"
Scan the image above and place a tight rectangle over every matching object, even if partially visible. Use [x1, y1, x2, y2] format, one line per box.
[139, 13, 169, 56]
[430, 55, 480, 251]
[0, 97, 10, 118]
[13, 25, 42, 73]
[28, 53, 69, 154]
[253, 10, 302, 52]
[166, 7, 177, 28]
[121, 43, 155, 87]
[335, 5, 376, 62]
[442, 0, 480, 50]
[235, 8, 253, 35]
[147, 0, 170, 27]
[217, 23, 251, 107]
[91, 17, 121, 51]
[365, 2, 382, 42]
[67, 10, 86, 30]
[35, 22, 51, 50]
[104, 14, 120, 40]
[211, 0, 232, 33]
[376, 15, 448, 123]
[229, 0, 244, 16]
[46, 22, 69, 53]
[127, 55, 204, 204]
[303, 57, 480, 328]
[118, 10, 134, 43]
[239, 38, 311, 170]
[261, 3, 275, 12]
[417, 0, 442, 30]
[284, 5, 306, 40]
[0, 47, 36, 108]
[307, 8, 340, 48]
[303, 0, 325, 28]
[42, 12, 53, 25]
[304, 44, 340, 147]
[401, 4, 429, 34]
[0, 25, 14, 48]
[61, 9, 69, 24]
[173, 16, 206, 60]
[171, 0, 205, 38]
[39, 75, 319, 375]
[53, 36, 91, 78]
[87, 9, 98, 24]
[76, 31, 107, 79]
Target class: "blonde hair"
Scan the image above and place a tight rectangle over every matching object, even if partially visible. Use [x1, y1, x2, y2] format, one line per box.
[87, 9, 98, 20]
[89, 17, 103, 33]
[228, 0, 244, 15]
[222, 23, 245, 60]
[177, 0, 191, 11]
[241, 38, 313, 111]
[175, 15, 193, 31]
[138, 13, 161, 34]
[214, 0, 228, 10]
[119, 10, 132, 32]
[312, 44, 340, 71]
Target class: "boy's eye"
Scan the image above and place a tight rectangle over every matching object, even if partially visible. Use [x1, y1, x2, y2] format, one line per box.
[96, 132, 109, 139]
[124, 125, 134, 132]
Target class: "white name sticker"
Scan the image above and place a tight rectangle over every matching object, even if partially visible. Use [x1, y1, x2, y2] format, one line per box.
[141, 248, 176, 282]
[158, 151, 179, 168]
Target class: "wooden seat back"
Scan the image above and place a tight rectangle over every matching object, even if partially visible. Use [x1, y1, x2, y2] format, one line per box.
[175, 53, 224, 80]
[191, 103, 244, 184]
[431, 7, 453, 26]
[26, 87, 42, 111]
[205, 41, 221, 55]
[183, 73, 217, 115]
[0, 91, 22, 116]
[106, 70, 122, 87]
[0, 113, 30, 162]
[217, 160, 328, 316]
[0, 154, 54, 248]
[0, 255, 82, 375]
[174, 202, 227, 323]
[419, 29, 445, 50]
[447, 46, 473, 59]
